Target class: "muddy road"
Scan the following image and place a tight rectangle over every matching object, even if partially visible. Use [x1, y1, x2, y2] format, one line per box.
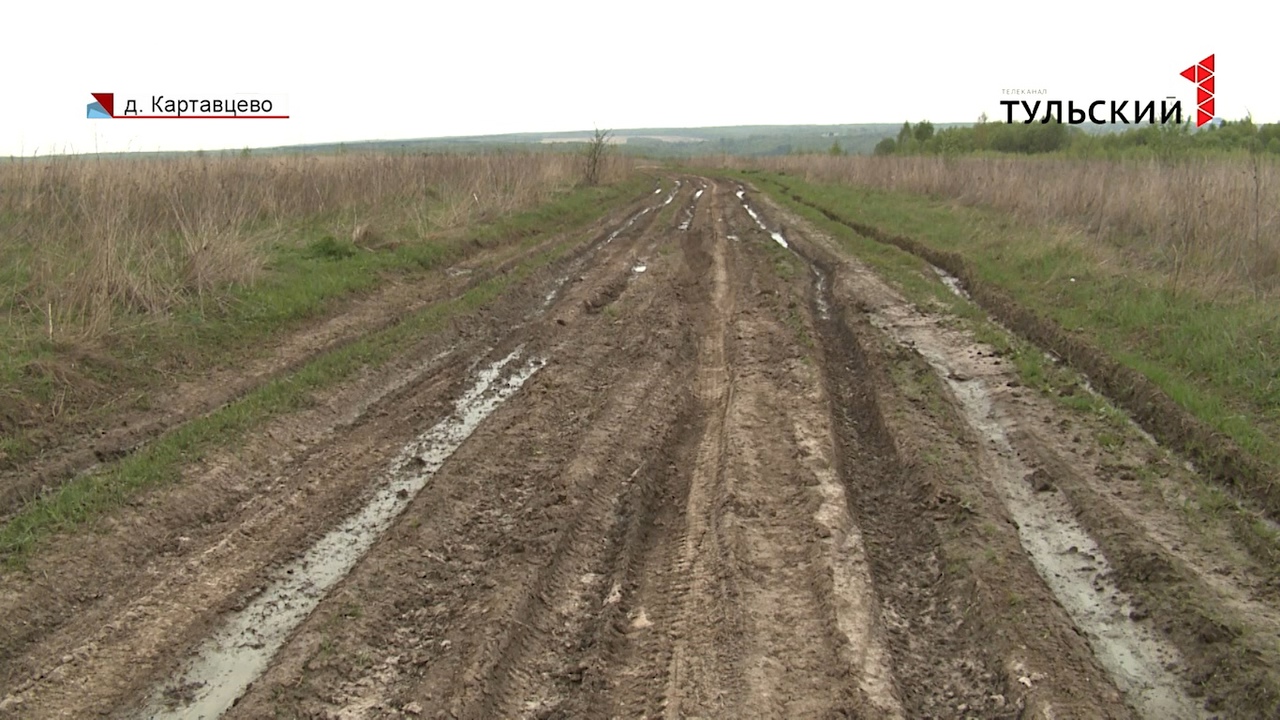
[2, 177, 1279, 719]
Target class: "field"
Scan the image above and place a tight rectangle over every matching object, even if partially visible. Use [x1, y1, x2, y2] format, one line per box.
[1, 151, 1279, 719]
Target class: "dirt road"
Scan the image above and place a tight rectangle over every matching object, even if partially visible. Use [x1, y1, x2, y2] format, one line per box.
[2, 177, 1278, 719]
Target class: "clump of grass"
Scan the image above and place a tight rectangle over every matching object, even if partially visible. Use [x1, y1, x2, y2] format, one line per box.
[305, 236, 359, 261]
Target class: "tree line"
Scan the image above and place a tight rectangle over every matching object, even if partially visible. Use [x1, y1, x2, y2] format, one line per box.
[872, 116, 1280, 157]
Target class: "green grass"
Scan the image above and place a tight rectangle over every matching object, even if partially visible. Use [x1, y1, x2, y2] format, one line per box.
[0, 184, 642, 567]
[743, 171, 1280, 477]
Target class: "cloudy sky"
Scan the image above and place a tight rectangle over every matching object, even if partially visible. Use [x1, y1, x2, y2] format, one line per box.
[2, 0, 1271, 156]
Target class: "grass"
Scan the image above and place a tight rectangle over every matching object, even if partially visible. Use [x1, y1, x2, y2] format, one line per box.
[743, 171, 1280, 482]
[0, 151, 633, 386]
[0, 153, 619, 339]
[0, 181, 639, 566]
[712, 153, 1280, 295]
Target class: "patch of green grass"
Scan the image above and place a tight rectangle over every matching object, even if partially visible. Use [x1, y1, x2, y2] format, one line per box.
[1096, 430, 1123, 451]
[304, 235, 359, 260]
[0, 435, 30, 459]
[784, 303, 812, 348]
[0, 203, 601, 567]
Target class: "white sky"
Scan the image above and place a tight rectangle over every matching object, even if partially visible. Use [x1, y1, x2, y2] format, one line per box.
[2, 0, 1273, 156]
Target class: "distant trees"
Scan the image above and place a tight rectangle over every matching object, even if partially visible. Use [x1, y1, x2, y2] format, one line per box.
[873, 137, 897, 156]
[877, 118, 1071, 156]
[886, 121, 936, 154]
[896, 122, 912, 147]
[872, 114, 1280, 158]
[828, 141, 845, 156]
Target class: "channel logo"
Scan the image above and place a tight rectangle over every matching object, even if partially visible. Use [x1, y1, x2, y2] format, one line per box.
[1179, 55, 1215, 127]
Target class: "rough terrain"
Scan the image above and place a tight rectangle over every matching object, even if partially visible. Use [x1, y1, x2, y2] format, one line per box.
[2, 176, 1278, 719]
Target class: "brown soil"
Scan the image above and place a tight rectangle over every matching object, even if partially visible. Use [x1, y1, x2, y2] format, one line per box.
[0, 176, 1275, 719]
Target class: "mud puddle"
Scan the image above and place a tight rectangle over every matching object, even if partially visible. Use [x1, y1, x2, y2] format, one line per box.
[931, 265, 970, 299]
[139, 348, 546, 719]
[812, 267, 831, 320]
[866, 306, 1208, 719]
[678, 186, 704, 231]
[663, 180, 682, 206]
[735, 187, 789, 249]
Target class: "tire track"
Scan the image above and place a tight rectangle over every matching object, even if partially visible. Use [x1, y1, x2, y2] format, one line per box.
[657, 182, 748, 720]
[214, 178, 699, 720]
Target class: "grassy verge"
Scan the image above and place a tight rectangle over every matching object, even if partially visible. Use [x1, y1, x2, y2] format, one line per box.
[0, 198, 614, 567]
[0, 178, 648, 466]
[738, 169, 1279, 515]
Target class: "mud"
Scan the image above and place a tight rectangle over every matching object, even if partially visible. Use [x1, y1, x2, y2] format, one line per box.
[878, 307, 1205, 718]
[2, 175, 1278, 720]
[142, 350, 545, 719]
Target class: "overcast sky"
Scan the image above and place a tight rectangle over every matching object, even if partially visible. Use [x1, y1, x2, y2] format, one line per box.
[2, 0, 1272, 156]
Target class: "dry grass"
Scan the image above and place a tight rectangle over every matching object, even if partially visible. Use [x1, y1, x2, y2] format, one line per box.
[0, 152, 629, 339]
[715, 154, 1280, 298]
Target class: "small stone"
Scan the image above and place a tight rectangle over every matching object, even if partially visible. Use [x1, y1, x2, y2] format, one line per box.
[403, 701, 424, 716]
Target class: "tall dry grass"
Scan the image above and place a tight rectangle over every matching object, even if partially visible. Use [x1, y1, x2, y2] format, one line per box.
[717, 154, 1280, 298]
[0, 152, 627, 338]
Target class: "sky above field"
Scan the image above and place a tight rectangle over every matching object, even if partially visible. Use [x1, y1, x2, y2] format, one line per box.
[2, 0, 1272, 155]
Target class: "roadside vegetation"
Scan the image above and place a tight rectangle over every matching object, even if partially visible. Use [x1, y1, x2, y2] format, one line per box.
[0, 151, 637, 466]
